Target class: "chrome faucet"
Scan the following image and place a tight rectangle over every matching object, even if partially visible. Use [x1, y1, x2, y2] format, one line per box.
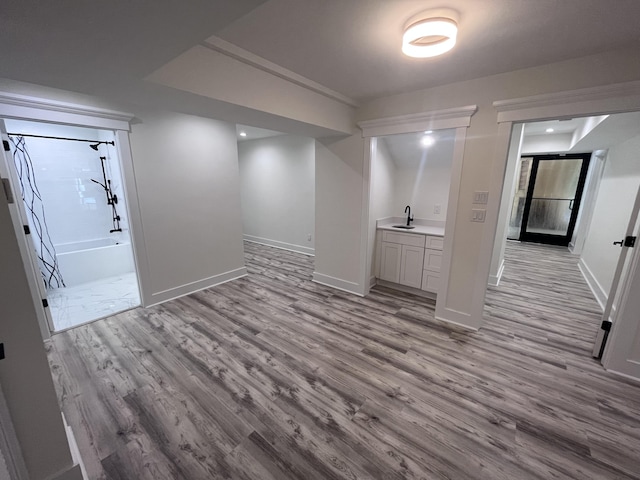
[405, 205, 414, 226]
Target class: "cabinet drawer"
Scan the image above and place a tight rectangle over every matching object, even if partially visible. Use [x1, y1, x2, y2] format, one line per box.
[382, 230, 426, 247]
[423, 248, 442, 273]
[421, 270, 441, 293]
[425, 235, 444, 250]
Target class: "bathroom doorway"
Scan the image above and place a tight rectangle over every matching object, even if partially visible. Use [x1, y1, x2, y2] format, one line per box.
[1, 119, 140, 332]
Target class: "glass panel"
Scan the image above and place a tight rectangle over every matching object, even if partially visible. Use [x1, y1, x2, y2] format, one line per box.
[525, 159, 583, 237]
[526, 198, 572, 235]
[507, 157, 532, 239]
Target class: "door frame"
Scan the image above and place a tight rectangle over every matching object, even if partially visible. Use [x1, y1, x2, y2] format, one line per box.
[485, 79, 640, 373]
[519, 153, 591, 246]
[357, 104, 478, 329]
[0, 91, 148, 338]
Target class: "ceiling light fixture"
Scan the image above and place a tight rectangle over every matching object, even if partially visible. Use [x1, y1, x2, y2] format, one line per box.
[545, 128, 555, 133]
[402, 11, 458, 58]
[424, 130, 433, 134]
[421, 135, 435, 147]
[239, 131, 247, 137]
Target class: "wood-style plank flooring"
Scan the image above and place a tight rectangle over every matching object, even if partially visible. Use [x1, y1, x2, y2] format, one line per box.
[47, 240, 640, 479]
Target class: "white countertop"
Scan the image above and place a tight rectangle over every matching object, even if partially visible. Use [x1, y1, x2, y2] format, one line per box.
[377, 222, 445, 237]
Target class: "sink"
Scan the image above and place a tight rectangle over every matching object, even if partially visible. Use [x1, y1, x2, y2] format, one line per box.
[392, 225, 415, 229]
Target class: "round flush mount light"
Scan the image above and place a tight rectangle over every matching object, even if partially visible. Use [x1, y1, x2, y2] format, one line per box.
[239, 131, 247, 137]
[424, 130, 433, 134]
[402, 11, 458, 58]
[545, 128, 555, 133]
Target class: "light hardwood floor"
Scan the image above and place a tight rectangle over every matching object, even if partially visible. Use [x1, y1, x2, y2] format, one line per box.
[47, 240, 640, 479]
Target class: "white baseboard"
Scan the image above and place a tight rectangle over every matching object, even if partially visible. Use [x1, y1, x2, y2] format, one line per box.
[578, 258, 606, 311]
[312, 272, 364, 296]
[369, 276, 377, 288]
[604, 368, 640, 385]
[147, 267, 248, 307]
[244, 235, 314, 256]
[50, 464, 84, 480]
[62, 413, 87, 480]
[488, 260, 505, 287]
[436, 307, 481, 331]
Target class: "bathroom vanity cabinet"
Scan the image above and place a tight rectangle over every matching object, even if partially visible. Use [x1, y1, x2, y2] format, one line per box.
[377, 228, 443, 294]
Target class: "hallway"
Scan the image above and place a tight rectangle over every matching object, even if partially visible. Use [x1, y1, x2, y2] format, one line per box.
[485, 241, 604, 361]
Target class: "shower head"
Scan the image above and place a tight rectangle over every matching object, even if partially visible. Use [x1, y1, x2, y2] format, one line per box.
[89, 141, 115, 151]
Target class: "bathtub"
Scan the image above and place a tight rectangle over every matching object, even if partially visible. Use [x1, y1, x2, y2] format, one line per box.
[54, 238, 136, 287]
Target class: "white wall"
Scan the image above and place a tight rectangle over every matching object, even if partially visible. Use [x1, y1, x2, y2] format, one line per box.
[367, 138, 396, 283]
[314, 135, 367, 294]
[580, 134, 640, 306]
[238, 134, 315, 255]
[386, 134, 454, 221]
[4, 120, 127, 247]
[0, 183, 80, 480]
[489, 124, 524, 286]
[521, 133, 572, 154]
[147, 45, 355, 135]
[129, 111, 247, 305]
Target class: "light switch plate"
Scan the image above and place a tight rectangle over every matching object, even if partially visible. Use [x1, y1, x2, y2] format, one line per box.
[471, 208, 486, 222]
[473, 191, 489, 205]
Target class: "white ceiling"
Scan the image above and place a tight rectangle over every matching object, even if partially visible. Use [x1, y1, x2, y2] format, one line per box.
[521, 112, 640, 154]
[381, 129, 456, 168]
[570, 112, 640, 152]
[217, 0, 640, 102]
[523, 119, 588, 137]
[0, 1, 265, 97]
[236, 124, 286, 141]
[0, 0, 639, 123]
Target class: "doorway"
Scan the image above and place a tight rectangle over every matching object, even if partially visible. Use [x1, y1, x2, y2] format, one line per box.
[489, 111, 640, 365]
[1, 119, 141, 333]
[518, 153, 590, 246]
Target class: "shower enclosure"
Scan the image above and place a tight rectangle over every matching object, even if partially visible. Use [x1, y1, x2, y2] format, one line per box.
[2, 119, 140, 332]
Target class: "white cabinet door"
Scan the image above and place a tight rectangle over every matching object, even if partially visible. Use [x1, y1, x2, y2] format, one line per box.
[399, 245, 425, 289]
[423, 248, 442, 273]
[379, 242, 401, 283]
[422, 270, 441, 293]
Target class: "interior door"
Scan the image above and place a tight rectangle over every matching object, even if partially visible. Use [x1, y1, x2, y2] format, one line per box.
[599, 183, 640, 377]
[0, 122, 54, 337]
[519, 153, 591, 246]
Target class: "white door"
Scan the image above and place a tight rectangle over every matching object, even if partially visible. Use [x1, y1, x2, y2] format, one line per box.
[0, 123, 54, 337]
[601, 183, 640, 378]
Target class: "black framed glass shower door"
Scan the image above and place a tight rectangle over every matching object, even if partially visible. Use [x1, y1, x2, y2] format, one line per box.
[519, 153, 591, 246]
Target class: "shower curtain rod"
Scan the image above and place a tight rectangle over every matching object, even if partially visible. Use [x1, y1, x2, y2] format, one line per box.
[6, 132, 114, 144]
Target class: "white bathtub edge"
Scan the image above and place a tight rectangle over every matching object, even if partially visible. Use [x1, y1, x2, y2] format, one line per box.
[145, 266, 248, 307]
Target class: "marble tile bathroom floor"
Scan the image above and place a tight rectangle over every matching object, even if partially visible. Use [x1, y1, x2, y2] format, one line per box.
[48, 272, 140, 332]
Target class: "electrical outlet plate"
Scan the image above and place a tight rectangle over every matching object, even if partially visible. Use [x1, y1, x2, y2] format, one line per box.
[434, 204, 441, 214]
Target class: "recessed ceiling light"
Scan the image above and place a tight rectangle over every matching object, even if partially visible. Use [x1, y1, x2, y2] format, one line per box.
[545, 128, 554, 133]
[239, 132, 247, 137]
[424, 130, 433, 134]
[403, 17, 458, 58]
[421, 135, 435, 147]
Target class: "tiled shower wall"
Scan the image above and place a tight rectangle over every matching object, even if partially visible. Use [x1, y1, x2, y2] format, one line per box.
[5, 119, 131, 248]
